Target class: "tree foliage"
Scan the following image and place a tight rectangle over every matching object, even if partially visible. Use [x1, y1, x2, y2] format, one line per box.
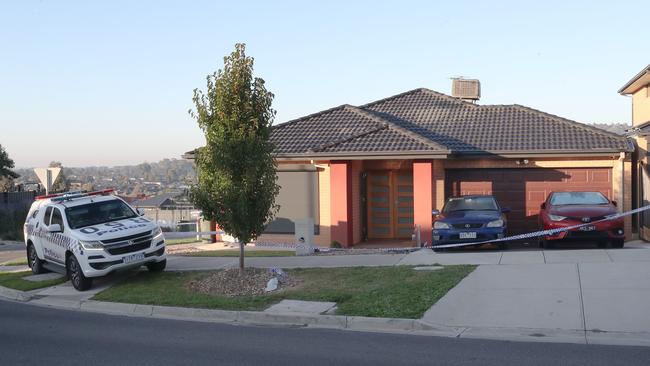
[189, 43, 279, 269]
[0, 144, 18, 180]
[48, 161, 69, 193]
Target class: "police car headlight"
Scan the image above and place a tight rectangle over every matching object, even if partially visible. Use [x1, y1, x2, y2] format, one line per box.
[152, 227, 163, 240]
[487, 219, 504, 228]
[79, 240, 104, 250]
[548, 214, 567, 221]
[434, 221, 451, 229]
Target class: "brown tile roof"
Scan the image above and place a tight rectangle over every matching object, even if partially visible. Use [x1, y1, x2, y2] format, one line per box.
[271, 88, 631, 157]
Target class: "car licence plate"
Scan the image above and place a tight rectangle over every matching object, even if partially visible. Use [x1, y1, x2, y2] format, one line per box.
[459, 232, 477, 239]
[578, 225, 596, 232]
[123, 253, 145, 264]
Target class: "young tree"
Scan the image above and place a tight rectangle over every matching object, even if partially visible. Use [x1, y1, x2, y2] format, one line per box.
[189, 43, 279, 271]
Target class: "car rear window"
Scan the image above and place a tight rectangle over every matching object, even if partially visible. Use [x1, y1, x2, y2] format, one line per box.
[549, 192, 609, 205]
[443, 196, 498, 212]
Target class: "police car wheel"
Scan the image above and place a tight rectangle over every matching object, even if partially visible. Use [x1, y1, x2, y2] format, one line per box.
[66, 255, 92, 291]
[146, 259, 166, 272]
[27, 244, 45, 275]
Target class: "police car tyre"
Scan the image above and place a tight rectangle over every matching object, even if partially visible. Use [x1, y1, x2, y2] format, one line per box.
[67, 255, 92, 291]
[146, 259, 166, 272]
[27, 243, 45, 275]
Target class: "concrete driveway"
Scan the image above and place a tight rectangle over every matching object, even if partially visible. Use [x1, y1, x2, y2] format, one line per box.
[420, 243, 650, 345]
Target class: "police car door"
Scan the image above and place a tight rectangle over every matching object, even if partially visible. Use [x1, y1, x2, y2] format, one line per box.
[47, 207, 69, 265]
[38, 206, 59, 263]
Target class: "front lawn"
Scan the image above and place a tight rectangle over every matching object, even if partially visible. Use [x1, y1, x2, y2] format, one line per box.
[181, 250, 295, 257]
[2, 258, 28, 266]
[93, 265, 474, 319]
[0, 271, 67, 291]
[165, 238, 205, 246]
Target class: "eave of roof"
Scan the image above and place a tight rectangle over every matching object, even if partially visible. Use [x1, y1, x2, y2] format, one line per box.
[619, 64, 650, 94]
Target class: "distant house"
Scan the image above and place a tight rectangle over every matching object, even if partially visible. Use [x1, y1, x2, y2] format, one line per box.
[132, 192, 196, 228]
[186, 80, 633, 247]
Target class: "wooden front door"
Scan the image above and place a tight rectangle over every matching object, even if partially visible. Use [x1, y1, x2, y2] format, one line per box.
[367, 170, 414, 239]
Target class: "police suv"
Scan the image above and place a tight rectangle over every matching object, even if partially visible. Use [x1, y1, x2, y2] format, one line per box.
[23, 189, 166, 291]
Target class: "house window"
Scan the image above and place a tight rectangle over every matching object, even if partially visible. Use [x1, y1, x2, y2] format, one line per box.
[264, 169, 320, 234]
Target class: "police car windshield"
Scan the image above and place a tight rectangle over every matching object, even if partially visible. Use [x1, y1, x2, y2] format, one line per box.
[443, 197, 498, 212]
[65, 200, 138, 229]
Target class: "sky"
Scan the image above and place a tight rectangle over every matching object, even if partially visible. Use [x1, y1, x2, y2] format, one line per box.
[1, 0, 648, 168]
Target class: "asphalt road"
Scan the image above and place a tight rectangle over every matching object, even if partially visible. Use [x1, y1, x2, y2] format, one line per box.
[0, 299, 649, 366]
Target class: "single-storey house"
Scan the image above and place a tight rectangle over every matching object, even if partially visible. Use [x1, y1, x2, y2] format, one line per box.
[186, 80, 634, 248]
[132, 192, 196, 229]
[620, 64, 650, 240]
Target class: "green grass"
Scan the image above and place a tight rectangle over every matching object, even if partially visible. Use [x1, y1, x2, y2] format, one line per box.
[165, 238, 206, 245]
[2, 258, 28, 266]
[0, 271, 67, 291]
[93, 265, 475, 319]
[181, 250, 295, 257]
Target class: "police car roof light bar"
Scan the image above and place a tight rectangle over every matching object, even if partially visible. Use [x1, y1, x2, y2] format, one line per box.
[36, 188, 115, 201]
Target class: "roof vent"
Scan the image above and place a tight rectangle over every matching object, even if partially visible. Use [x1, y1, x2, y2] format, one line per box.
[451, 78, 480, 102]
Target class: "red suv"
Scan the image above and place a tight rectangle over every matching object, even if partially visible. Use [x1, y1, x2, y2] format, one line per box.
[539, 191, 624, 249]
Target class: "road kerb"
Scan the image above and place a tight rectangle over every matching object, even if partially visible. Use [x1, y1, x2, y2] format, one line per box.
[80, 300, 137, 314]
[0, 285, 32, 302]
[346, 316, 416, 332]
[237, 311, 347, 328]
[459, 326, 587, 344]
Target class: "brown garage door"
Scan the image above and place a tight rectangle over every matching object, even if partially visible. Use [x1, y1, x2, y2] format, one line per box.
[445, 168, 613, 235]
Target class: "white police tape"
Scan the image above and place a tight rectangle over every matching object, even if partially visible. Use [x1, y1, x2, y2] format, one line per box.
[431, 203, 650, 250]
[160, 203, 647, 251]
[162, 231, 419, 252]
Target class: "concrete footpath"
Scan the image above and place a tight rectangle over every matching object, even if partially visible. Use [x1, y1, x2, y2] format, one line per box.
[2, 242, 650, 347]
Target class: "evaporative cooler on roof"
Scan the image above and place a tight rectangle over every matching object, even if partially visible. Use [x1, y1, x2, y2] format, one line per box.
[451, 78, 481, 102]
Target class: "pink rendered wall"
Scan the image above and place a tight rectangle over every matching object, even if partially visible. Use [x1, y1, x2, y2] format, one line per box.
[413, 161, 433, 246]
[330, 161, 353, 247]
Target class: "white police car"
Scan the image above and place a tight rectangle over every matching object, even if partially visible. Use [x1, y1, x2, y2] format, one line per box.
[23, 189, 166, 291]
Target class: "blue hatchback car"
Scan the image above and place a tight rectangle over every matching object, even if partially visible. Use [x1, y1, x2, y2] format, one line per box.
[432, 195, 510, 251]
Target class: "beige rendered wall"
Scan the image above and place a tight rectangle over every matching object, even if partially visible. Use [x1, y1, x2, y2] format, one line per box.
[632, 86, 650, 125]
[255, 162, 332, 247]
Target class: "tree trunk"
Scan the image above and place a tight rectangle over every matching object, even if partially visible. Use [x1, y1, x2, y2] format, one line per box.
[239, 241, 245, 272]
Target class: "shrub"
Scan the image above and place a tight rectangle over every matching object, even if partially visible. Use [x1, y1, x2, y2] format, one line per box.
[330, 240, 342, 248]
[0, 209, 28, 241]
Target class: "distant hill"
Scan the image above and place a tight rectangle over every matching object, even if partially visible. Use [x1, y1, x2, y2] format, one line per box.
[14, 158, 196, 196]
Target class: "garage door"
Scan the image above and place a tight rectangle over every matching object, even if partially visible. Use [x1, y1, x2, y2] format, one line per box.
[445, 168, 613, 235]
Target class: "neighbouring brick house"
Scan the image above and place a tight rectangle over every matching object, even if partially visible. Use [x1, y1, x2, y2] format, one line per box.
[620, 64, 650, 240]
[186, 82, 633, 248]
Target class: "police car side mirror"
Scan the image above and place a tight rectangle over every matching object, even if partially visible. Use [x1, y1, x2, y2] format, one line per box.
[611, 200, 617, 207]
[137, 208, 145, 216]
[540, 202, 546, 210]
[48, 224, 62, 233]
